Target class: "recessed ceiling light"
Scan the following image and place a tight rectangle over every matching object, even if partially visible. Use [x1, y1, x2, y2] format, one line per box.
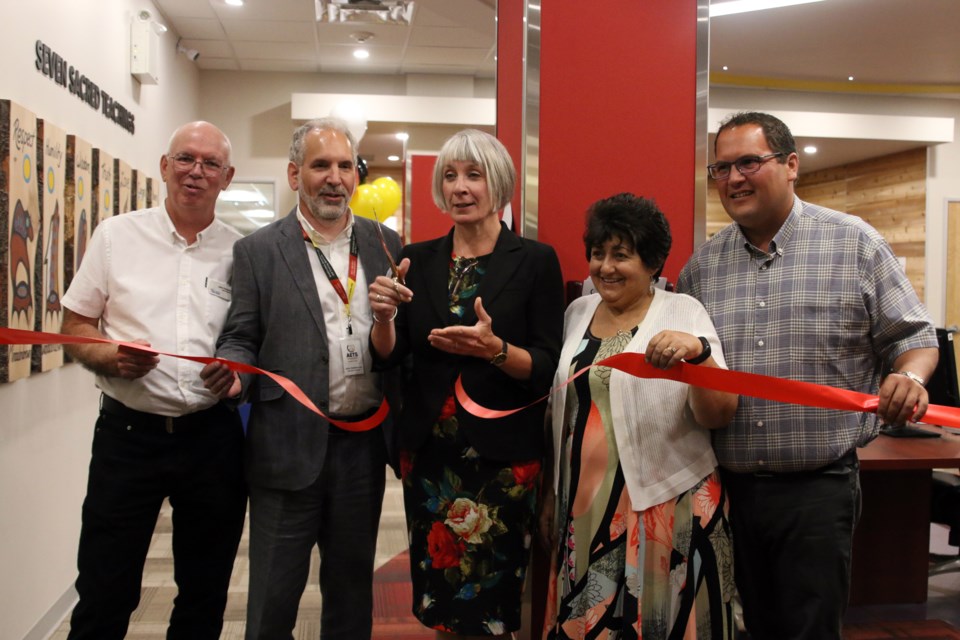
[722, 65, 729, 71]
[395, 132, 409, 141]
[387, 155, 400, 162]
[225, 0, 244, 6]
[353, 49, 370, 60]
[710, 0, 825, 18]
[848, 75, 855, 81]
[803, 145, 818, 154]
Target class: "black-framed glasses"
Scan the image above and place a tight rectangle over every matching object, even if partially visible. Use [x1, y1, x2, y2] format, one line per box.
[168, 153, 227, 177]
[707, 152, 784, 181]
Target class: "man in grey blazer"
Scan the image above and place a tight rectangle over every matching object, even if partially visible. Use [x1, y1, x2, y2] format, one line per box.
[202, 117, 401, 639]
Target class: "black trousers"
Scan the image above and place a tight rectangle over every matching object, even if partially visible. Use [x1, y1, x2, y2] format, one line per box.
[722, 455, 861, 640]
[67, 397, 247, 640]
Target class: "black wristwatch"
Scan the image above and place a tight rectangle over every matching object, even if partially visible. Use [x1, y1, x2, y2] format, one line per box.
[489, 339, 508, 366]
[684, 336, 711, 365]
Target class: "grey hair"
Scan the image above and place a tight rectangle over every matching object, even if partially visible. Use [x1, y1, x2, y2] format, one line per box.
[432, 129, 515, 212]
[289, 117, 358, 166]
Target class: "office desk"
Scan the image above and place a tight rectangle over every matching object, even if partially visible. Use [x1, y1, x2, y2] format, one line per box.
[850, 428, 960, 605]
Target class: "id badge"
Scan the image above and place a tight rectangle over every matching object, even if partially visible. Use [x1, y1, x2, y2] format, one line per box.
[340, 336, 365, 376]
[206, 278, 232, 302]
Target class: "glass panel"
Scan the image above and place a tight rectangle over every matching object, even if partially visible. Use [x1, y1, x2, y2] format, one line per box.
[216, 180, 277, 236]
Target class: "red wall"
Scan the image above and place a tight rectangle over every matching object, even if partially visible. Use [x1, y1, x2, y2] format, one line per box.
[495, 0, 525, 229]
[408, 153, 452, 244]
[512, 2, 699, 285]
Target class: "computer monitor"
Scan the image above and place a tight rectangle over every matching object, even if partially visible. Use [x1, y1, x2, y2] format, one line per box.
[927, 328, 960, 409]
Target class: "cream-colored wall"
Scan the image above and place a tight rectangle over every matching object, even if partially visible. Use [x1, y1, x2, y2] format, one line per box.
[709, 87, 960, 326]
[0, 1, 200, 638]
[197, 71, 495, 219]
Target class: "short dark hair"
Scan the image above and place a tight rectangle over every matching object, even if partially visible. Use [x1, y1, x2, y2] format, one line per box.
[715, 111, 797, 159]
[583, 193, 672, 279]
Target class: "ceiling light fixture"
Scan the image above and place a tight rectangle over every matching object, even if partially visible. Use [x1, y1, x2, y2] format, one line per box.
[387, 155, 400, 162]
[225, 0, 244, 6]
[395, 132, 409, 141]
[316, 0, 415, 25]
[803, 145, 818, 154]
[353, 49, 370, 59]
[709, 0, 825, 18]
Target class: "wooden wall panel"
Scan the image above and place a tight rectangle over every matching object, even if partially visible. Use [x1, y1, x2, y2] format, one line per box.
[92, 148, 114, 228]
[34, 119, 66, 372]
[114, 159, 132, 216]
[707, 148, 927, 299]
[0, 100, 38, 382]
[65, 135, 92, 291]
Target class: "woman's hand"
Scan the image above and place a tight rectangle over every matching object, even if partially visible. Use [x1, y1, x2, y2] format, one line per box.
[428, 296, 500, 360]
[368, 257, 412, 322]
[645, 330, 706, 369]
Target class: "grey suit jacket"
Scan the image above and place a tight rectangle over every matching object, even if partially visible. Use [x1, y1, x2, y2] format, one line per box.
[216, 208, 402, 491]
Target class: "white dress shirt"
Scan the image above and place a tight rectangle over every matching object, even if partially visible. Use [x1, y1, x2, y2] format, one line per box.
[296, 208, 380, 416]
[62, 206, 241, 416]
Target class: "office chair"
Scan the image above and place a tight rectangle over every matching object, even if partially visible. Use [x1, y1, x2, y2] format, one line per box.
[930, 470, 960, 576]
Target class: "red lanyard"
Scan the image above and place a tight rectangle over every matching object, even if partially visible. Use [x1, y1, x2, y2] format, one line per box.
[301, 223, 358, 334]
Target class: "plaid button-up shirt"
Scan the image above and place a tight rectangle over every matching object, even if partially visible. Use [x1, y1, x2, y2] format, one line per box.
[677, 197, 937, 473]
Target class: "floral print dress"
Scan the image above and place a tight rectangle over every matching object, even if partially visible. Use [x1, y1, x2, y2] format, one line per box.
[402, 253, 540, 635]
[543, 329, 735, 639]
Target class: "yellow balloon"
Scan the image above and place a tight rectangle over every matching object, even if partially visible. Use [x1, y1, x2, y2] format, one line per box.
[372, 177, 402, 216]
[350, 184, 384, 220]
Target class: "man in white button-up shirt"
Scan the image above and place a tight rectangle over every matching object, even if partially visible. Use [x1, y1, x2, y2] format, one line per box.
[60, 121, 247, 640]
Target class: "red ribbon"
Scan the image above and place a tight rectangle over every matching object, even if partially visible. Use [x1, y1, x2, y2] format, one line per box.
[7, 327, 960, 431]
[455, 351, 960, 430]
[0, 327, 387, 432]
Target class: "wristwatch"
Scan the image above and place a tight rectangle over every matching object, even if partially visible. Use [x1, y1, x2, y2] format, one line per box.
[489, 339, 508, 366]
[897, 370, 926, 386]
[684, 336, 712, 365]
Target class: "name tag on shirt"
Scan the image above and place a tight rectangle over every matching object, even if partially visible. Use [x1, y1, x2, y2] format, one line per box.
[206, 278, 231, 302]
[340, 336, 365, 376]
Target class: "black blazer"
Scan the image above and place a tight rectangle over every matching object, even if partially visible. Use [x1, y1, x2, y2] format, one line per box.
[380, 223, 564, 461]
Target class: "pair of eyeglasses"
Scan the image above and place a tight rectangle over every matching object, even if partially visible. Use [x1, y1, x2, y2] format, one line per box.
[707, 152, 784, 180]
[168, 153, 227, 177]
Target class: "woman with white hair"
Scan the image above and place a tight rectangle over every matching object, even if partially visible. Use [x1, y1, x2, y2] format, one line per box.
[369, 129, 564, 639]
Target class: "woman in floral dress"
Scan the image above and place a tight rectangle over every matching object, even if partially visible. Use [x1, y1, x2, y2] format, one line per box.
[369, 129, 564, 638]
[541, 193, 738, 639]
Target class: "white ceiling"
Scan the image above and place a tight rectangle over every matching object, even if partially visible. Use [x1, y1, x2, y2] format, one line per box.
[152, 0, 960, 173]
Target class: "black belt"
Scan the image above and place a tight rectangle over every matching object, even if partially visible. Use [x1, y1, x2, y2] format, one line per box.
[725, 450, 859, 480]
[327, 405, 381, 433]
[100, 394, 226, 434]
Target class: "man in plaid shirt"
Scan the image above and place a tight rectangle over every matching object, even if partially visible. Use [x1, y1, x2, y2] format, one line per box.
[677, 111, 938, 640]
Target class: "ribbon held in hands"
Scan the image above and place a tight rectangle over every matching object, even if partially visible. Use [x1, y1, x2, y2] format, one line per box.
[0, 327, 387, 432]
[455, 351, 960, 430]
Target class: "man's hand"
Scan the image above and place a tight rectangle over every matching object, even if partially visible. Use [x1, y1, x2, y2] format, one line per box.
[115, 340, 161, 379]
[200, 360, 241, 399]
[877, 347, 940, 426]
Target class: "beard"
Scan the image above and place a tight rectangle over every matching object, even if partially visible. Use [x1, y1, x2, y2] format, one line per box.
[301, 185, 350, 222]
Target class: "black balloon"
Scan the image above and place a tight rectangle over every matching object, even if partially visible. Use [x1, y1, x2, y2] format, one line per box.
[357, 156, 368, 183]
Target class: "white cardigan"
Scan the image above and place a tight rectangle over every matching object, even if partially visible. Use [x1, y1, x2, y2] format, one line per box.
[549, 289, 727, 512]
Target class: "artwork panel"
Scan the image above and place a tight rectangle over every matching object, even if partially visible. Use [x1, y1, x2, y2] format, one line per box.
[148, 175, 161, 209]
[132, 169, 148, 210]
[65, 134, 92, 291]
[91, 148, 114, 229]
[33, 119, 66, 372]
[0, 100, 39, 382]
[115, 158, 132, 216]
